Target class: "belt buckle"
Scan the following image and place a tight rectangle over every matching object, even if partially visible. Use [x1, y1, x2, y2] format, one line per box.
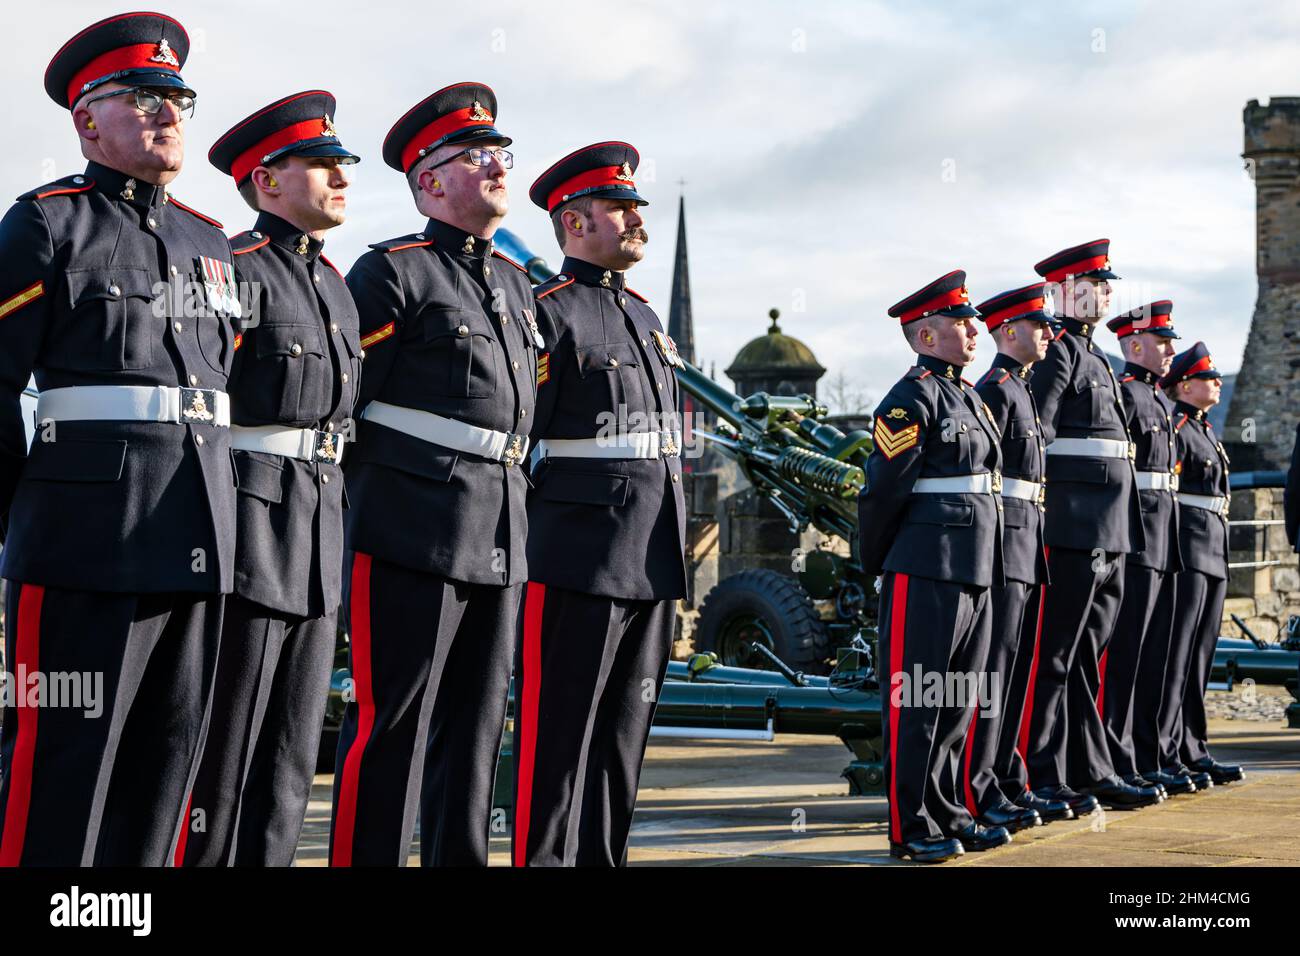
[1127, 441, 1136, 461]
[502, 432, 526, 468]
[180, 387, 218, 423]
[660, 431, 680, 458]
[1037, 484, 1046, 505]
[990, 470, 1003, 494]
[1170, 473, 1180, 493]
[313, 430, 343, 463]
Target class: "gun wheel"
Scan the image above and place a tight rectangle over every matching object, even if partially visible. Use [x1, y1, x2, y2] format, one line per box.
[694, 569, 830, 673]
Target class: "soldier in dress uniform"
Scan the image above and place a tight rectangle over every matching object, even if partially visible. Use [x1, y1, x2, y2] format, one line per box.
[857, 271, 1011, 863]
[178, 92, 362, 866]
[0, 12, 238, 865]
[965, 283, 1065, 828]
[329, 83, 539, 866]
[1022, 240, 1161, 812]
[1158, 344, 1244, 787]
[512, 142, 687, 867]
[1102, 302, 1197, 796]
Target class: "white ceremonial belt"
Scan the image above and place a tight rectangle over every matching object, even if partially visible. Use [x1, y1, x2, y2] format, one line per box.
[1000, 477, 1043, 501]
[1178, 492, 1229, 516]
[231, 424, 345, 465]
[913, 473, 998, 495]
[1135, 471, 1176, 491]
[1046, 437, 1133, 460]
[36, 385, 230, 427]
[537, 431, 682, 460]
[362, 400, 529, 466]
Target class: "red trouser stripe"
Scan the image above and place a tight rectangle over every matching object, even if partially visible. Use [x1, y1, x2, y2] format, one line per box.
[1016, 577, 1048, 786]
[173, 793, 193, 867]
[331, 553, 375, 867]
[0, 583, 44, 867]
[887, 573, 909, 844]
[1096, 648, 1109, 715]
[512, 582, 546, 867]
[963, 706, 980, 817]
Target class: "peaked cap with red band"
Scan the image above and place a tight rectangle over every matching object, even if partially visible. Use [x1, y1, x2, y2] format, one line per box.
[1034, 238, 1120, 284]
[1106, 300, 1179, 339]
[382, 82, 510, 173]
[1160, 341, 1220, 388]
[974, 281, 1053, 331]
[529, 141, 648, 213]
[209, 90, 360, 184]
[46, 11, 192, 108]
[887, 270, 978, 325]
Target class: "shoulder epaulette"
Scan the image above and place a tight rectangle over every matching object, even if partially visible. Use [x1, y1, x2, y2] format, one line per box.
[535, 274, 576, 299]
[319, 253, 344, 279]
[21, 176, 95, 201]
[166, 195, 223, 229]
[625, 287, 648, 302]
[491, 249, 527, 273]
[370, 235, 434, 254]
[1174, 413, 1189, 431]
[230, 231, 270, 256]
[906, 366, 933, 381]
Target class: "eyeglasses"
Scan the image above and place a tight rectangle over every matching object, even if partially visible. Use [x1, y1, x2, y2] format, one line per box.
[83, 86, 196, 119]
[428, 146, 513, 170]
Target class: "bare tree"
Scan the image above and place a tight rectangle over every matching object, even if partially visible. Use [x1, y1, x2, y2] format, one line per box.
[822, 368, 871, 416]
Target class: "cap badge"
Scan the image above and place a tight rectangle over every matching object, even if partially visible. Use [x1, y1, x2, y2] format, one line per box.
[322, 114, 338, 139]
[469, 101, 493, 122]
[615, 162, 635, 182]
[150, 38, 180, 68]
[121, 178, 137, 201]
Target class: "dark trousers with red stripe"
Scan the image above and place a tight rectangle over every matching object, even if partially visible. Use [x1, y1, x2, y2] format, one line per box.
[329, 552, 518, 867]
[0, 579, 222, 866]
[880, 572, 991, 845]
[511, 583, 674, 867]
[180, 595, 336, 866]
[964, 579, 1041, 815]
[1103, 564, 1173, 777]
[1024, 548, 1125, 790]
[1166, 571, 1227, 767]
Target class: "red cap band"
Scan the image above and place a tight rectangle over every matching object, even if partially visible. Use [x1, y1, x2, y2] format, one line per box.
[982, 296, 1046, 331]
[546, 165, 634, 212]
[1185, 354, 1214, 377]
[1043, 253, 1109, 284]
[399, 106, 492, 172]
[67, 42, 180, 107]
[230, 118, 330, 183]
[898, 286, 969, 324]
[1112, 311, 1174, 338]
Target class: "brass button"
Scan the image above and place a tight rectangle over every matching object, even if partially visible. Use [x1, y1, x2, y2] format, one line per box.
[609, 357, 620, 367]
[341, 372, 349, 383]
[290, 343, 303, 357]
[671, 474, 679, 483]
[501, 314, 510, 324]
[188, 374, 198, 386]
[194, 434, 205, 446]
[657, 381, 663, 389]
[108, 283, 121, 296]
[484, 265, 492, 276]
[360, 349, 367, 360]
[457, 324, 469, 337]
[322, 473, 330, 484]
[620, 297, 627, 306]
[326, 422, 334, 433]
[169, 265, 178, 276]
[960, 423, 968, 432]
[314, 274, 320, 284]
[331, 322, 339, 333]
[174, 321, 183, 333]
[520, 409, 527, 418]
[147, 217, 157, 228]
[512, 361, 519, 370]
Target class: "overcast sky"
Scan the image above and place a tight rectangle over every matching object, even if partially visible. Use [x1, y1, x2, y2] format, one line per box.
[11, 1, 1293, 405]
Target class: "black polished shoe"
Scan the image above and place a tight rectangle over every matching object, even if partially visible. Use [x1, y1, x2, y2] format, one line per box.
[951, 821, 1012, 851]
[1141, 769, 1197, 795]
[1188, 757, 1244, 785]
[1034, 784, 1099, 816]
[977, 801, 1041, 833]
[1167, 763, 1213, 791]
[1081, 778, 1162, 809]
[890, 836, 964, 863]
[1015, 788, 1075, 822]
[1122, 772, 1167, 800]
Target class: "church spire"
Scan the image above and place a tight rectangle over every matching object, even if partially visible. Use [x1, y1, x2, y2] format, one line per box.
[667, 193, 695, 367]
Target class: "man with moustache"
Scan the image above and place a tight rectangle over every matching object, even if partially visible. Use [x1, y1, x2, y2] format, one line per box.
[1023, 240, 1159, 812]
[330, 84, 540, 866]
[179, 92, 362, 866]
[0, 12, 238, 866]
[857, 271, 1010, 863]
[964, 283, 1064, 829]
[512, 143, 687, 867]
[1102, 302, 1196, 796]
[1159, 345, 1244, 787]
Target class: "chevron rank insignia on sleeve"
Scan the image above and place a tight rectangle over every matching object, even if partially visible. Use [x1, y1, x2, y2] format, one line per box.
[537, 351, 550, 386]
[874, 417, 920, 460]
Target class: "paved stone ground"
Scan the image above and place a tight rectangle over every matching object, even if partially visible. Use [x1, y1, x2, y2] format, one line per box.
[295, 698, 1300, 867]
